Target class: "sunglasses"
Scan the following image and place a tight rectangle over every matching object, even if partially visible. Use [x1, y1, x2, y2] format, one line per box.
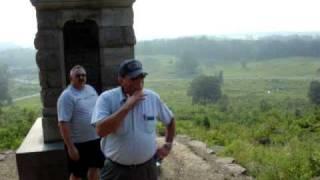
[76, 74, 86, 78]
[130, 74, 146, 81]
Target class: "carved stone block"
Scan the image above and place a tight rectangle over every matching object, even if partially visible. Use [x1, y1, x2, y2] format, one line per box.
[36, 10, 62, 29]
[36, 50, 61, 71]
[101, 8, 133, 26]
[42, 107, 57, 118]
[34, 30, 61, 50]
[100, 46, 134, 67]
[99, 26, 136, 47]
[42, 117, 62, 142]
[41, 88, 63, 108]
[39, 71, 63, 89]
[101, 65, 119, 87]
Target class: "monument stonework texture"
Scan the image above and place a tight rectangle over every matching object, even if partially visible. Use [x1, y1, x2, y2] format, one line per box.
[16, 0, 136, 179]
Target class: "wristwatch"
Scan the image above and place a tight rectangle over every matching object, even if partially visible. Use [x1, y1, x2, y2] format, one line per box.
[164, 142, 173, 151]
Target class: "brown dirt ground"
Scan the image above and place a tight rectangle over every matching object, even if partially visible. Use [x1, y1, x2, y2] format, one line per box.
[1, 137, 252, 180]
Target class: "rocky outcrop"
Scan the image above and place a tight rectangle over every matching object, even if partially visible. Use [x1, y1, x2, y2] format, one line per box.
[158, 135, 252, 180]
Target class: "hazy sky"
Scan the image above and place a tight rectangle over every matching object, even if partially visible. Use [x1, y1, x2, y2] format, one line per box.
[1, 0, 320, 47]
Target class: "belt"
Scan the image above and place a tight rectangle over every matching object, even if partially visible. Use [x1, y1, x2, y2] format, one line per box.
[107, 155, 155, 168]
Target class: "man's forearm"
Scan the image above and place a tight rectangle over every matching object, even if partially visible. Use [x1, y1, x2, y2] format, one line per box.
[96, 104, 131, 137]
[165, 118, 176, 143]
[58, 122, 74, 148]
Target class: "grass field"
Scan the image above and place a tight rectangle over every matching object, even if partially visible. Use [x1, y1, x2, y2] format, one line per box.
[143, 56, 320, 179]
[2, 56, 320, 179]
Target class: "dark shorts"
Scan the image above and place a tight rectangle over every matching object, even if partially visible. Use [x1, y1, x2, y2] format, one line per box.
[65, 138, 105, 178]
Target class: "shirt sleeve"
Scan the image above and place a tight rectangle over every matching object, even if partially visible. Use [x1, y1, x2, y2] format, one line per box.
[57, 92, 74, 122]
[156, 95, 174, 125]
[91, 94, 112, 126]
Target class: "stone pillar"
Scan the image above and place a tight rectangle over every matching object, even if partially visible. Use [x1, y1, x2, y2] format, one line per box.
[35, 27, 65, 142]
[16, 0, 136, 179]
[99, 7, 136, 89]
[32, 1, 136, 143]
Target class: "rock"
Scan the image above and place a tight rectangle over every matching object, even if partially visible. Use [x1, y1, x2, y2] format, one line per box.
[0, 154, 6, 161]
[206, 148, 215, 154]
[176, 134, 191, 142]
[188, 140, 207, 149]
[216, 157, 235, 164]
[224, 164, 247, 176]
[187, 140, 208, 157]
[209, 145, 225, 154]
[4, 150, 14, 155]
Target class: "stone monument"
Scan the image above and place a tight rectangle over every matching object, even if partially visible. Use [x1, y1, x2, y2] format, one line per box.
[16, 0, 136, 179]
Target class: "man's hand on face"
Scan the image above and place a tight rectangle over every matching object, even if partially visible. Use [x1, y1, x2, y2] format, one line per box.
[124, 90, 146, 110]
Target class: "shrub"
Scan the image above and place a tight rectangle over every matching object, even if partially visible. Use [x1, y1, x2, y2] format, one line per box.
[175, 51, 199, 77]
[187, 75, 222, 104]
[308, 80, 320, 105]
[0, 106, 38, 149]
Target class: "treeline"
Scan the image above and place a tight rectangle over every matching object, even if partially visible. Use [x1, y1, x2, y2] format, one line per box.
[136, 35, 320, 62]
[0, 48, 36, 68]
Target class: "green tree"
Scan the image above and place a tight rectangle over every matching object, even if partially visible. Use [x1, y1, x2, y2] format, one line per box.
[175, 51, 199, 76]
[308, 80, 320, 105]
[0, 64, 10, 106]
[187, 75, 222, 104]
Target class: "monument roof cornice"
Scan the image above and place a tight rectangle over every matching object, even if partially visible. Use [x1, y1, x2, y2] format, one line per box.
[30, 0, 135, 10]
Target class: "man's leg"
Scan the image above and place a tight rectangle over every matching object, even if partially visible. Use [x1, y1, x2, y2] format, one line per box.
[65, 144, 87, 180]
[132, 158, 158, 180]
[100, 159, 129, 180]
[70, 174, 82, 180]
[85, 139, 105, 180]
[87, 168, 99, 180]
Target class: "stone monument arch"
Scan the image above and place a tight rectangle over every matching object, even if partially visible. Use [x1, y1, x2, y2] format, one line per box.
[63, 19, 102, 94]
[16, 0, 136, 179]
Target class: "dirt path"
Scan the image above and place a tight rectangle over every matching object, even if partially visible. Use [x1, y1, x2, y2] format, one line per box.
[0, 151, 18, 180]
[0, 136, 252, 180]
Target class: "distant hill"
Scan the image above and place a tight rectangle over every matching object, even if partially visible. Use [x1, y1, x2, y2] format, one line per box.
[205, 31, 320, 40]
[0, 42, 20, 52]
[0, 48, 36, 68]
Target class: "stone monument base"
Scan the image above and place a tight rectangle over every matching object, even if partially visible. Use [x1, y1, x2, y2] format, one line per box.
[16, 118, 68, 180]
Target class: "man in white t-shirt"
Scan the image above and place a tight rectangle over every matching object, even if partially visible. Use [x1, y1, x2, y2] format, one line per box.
[57, 65, 105, 180]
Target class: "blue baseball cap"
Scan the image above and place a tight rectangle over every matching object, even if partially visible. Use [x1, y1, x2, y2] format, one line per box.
[118, 59, 148, 78]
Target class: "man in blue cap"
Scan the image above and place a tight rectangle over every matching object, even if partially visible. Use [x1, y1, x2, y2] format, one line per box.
[91, 59, 176, 180]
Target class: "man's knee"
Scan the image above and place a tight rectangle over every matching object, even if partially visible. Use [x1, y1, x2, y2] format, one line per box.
[70, 174, 82, 180]
[87, 168, 100, 180]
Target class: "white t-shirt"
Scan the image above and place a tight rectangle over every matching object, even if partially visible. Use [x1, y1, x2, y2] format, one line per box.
[57, 84, 99, 143]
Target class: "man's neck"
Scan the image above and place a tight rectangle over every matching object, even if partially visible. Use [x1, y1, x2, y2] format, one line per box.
[72, 84, 85, 90]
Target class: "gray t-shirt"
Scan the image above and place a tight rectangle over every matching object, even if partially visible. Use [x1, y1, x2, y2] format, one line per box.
[91, 87, 174, 165]
[57, 84, 99, 143]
